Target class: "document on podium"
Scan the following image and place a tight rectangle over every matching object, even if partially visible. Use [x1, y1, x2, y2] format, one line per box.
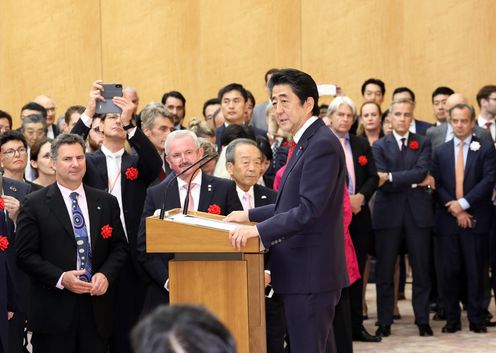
[167, 213, 240, 232]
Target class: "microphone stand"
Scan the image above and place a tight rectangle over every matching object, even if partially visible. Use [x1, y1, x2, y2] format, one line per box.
[182, 154, 218, 215]
[158, 154, 210, 220]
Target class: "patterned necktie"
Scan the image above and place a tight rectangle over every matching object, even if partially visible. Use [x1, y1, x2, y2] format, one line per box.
[455, 141, 464, 199]
[69, 192, 92, 282]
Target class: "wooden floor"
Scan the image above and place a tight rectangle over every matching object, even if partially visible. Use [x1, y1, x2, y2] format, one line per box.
[356, 284, 496, 353]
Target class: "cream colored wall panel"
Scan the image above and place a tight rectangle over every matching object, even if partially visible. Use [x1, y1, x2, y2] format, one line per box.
[0, 0, 102, 127]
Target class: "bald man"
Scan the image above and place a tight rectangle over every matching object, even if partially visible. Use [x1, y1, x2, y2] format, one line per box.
[426, 93, 491, 149]
[34, 95, 59, 138]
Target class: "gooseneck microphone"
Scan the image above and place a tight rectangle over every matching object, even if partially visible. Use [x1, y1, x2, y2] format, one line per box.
[182, 154, 218, 215]
[158, 154, 211, 220]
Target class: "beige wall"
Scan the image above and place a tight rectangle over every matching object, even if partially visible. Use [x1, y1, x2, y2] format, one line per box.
[1, 0, 495, 128]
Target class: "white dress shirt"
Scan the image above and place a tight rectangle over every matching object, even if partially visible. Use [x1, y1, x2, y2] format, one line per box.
[477, 115, 495, 140]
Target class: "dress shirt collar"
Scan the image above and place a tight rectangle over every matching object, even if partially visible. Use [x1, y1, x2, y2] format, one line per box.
[57, 182, 85, 198]
[331, 129, 350, 142]
[409, 119, 416, 133]
[477, 115, 494, 125]
[177, 170, 203, 190]
[293, 116, 319, 143]
[453, 134, 472, 147]
[392, 130, 410, 143]
[101, 145, 125, 159]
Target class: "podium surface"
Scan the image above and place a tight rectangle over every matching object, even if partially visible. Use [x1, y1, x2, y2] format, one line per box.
[146, 209, 266, 353]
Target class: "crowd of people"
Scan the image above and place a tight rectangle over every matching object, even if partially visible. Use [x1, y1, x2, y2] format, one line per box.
[0, 67, 496, 353]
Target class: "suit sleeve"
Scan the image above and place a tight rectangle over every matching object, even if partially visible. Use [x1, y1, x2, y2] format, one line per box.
[15, 196, 66, 286]
[70, 118, 91, 140]
[356, 140, 378, 201]
[431, 146, 453, 206]
[136, 187, 172, 287]
[97, 196, 129, 285]
[128, 128, 163, 186]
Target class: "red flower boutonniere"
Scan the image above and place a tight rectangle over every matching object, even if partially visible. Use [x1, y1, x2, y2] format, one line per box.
[409, 141, 419, 151]
[101, 224, 113, 239]
[280, 141, 289, 147]
[0, 236, 8, 251]
[0, 198, 4, 210]
[358, 155, 368, 166]
[125, 167, 139, 181]
[208, 204, 221, 215]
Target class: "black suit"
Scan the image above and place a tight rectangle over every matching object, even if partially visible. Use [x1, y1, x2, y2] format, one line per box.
[0, 237, 15, 353]
[346, 135, 378, 333]
[2, 178, 32, 353]
[15, 184, 127, 353]
[72, 120, 162, 353]
[137, 172, 243, 314]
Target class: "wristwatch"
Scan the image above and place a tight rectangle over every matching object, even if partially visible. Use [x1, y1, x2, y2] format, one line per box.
[123, 122, 135, 131]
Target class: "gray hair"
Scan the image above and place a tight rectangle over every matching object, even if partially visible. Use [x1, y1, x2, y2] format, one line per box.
[326, 96, 357, 117]
[198, 138, 218, 160]
[390, 98, 415, 114]
[225, 138, 260, 164]
[21, 114, 47, 132]
[448, 103, 476, 121]
[140, 102, 174, 131]
[50, 133, 86, 160]
[164, 130, 200, 156]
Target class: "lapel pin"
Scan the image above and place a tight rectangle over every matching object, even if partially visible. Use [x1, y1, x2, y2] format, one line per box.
[207, 184, 212, 191]
[97, 206, 101, 210]
[261, 195, 267, 199]
[9, 186, 16, 192]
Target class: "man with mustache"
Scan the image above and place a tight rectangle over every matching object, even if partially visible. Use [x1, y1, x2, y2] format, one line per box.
[136, 130, 242, 314]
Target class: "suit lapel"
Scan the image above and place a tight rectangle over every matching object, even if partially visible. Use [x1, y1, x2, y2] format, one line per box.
[47, 184, 76, 244]
[167, 178, 181, 210]
[93, 150, 109, 189]
[464, 138, 477, 178]
[198, 174, 214, 212]
[120, 152, 133, 196]
[84, 186, 102, 251]
[2, 179, 17, 237]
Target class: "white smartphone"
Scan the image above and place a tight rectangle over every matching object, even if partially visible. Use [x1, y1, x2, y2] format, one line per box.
[317, 84, 337, 97]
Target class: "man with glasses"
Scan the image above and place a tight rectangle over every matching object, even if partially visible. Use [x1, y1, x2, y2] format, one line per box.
[34, 94, 59, 139]
[0, 131, 30, 183]
[476, 85, 496, 141]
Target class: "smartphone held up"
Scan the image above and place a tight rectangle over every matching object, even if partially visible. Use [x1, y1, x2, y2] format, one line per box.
[96, 83, 123, 114]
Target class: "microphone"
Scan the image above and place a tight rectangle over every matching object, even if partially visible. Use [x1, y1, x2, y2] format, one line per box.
[182, 154, 218, 215]
[158, 154, 211, 220]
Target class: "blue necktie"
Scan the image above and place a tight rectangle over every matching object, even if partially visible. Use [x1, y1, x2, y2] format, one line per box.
[69, 192, 92, 282]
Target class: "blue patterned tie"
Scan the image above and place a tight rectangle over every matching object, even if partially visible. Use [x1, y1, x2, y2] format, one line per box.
[69, 192, 92, 282]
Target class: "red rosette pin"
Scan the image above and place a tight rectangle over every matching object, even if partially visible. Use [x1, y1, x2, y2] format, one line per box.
[208, 204, 221, 215]
[125, 167, 139, 181]
[409, 141, 419, 151]
[101, 224, 113, 239]
[0, 198, 4, 210]
[0, 236, 8, 251]
[358, 155, 368, 166]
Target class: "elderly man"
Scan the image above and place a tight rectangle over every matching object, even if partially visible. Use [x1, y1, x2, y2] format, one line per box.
[34, 95, 59, 138]
[372, 98, 434, 337]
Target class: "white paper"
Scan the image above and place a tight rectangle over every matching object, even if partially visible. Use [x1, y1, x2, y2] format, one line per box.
[167, 213, 240, 232]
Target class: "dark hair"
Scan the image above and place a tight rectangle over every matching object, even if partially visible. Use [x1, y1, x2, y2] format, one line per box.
[392, 87, 416, 102]
[220, 124, 256, 147]
[268, 68, 320, 116]
[264, 68, 279, 84]
[202, 98, 220, 118]
[448, 103, 476, 121]
[64, 105, 85, 125]
[161, 91, 186, 106]
[131, 305, 236, 353]
[361, 78, 386, 96]
[381, 108, 390, 122]
[431, 86, 455, 102]
[218, 83, 248, 102]
[21, 114, 47, 132]
[21, 102, 47, 119]
[0, 130, 28, 149]
[225, 138, 260, 164]
[50, 133, 85, 160]
[0, 110, 13, 129]
[246, 90, 256, 106]
[30, 137, 53, 162]
[256, 136, 272, 161]
[476, 85, 496, 108]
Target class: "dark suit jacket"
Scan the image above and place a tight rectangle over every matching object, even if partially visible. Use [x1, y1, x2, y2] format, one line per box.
[15, 184, 128, 337]
[426, 123, 492, 150]
[137, 172, 243, 289]
[415, 119, 434, 136]
[250, 118, 348, 294]
[72, 120, 162, 270]
[371, 133, 434, 229]
[348, 135, 378, 234]
[215, 124, 268, 152]
[0, 244, 15, 353]
[3, 178, 32, 314]
[432, 136, 496, 235]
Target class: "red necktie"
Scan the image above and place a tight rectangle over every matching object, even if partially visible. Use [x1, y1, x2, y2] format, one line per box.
[287, 141, 297, 162]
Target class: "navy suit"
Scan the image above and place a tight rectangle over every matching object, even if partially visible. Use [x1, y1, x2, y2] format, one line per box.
[372, 133, 434, 326]
[249, 118, 347, 353]
[414, 119, 434, 136]
[432, 136, 496, 326]
[0, 237, 15, 353]
[136, 172, 242, 314]
[72, 120, 162, 353]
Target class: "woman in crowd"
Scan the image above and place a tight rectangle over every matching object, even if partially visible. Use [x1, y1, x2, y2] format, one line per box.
[188, 118, 216, 145]
[198, 137, 218, 175]
[30, 137, 55, 187]
[357, 101, 383, 145]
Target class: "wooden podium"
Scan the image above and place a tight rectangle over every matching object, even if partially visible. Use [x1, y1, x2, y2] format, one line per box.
[146, 209, 266, 353]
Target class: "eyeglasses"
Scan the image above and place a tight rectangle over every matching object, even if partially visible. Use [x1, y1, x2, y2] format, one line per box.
[3, 147, 27, 158]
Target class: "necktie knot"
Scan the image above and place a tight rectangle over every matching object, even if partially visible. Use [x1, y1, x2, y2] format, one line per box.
[70, 192, 79, 202]
[485, 122, 492, 130]
[400, 137, 406, 146]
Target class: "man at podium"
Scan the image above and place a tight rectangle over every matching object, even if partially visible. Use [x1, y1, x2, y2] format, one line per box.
[226, 69, 348, 353]
[137, 130, 242, 315]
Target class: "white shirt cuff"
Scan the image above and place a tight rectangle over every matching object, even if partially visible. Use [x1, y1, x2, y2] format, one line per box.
[458, 198, 470, 210]
[81, 113, 93, 128]
[164, 278, 170, 292]
[388, 173, 393, 182]
[56, 273, 65, 290]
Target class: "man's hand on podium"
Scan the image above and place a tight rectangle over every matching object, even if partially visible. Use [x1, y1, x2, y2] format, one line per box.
[229, 225, 259, 251]
[224, 210, 249, 223]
